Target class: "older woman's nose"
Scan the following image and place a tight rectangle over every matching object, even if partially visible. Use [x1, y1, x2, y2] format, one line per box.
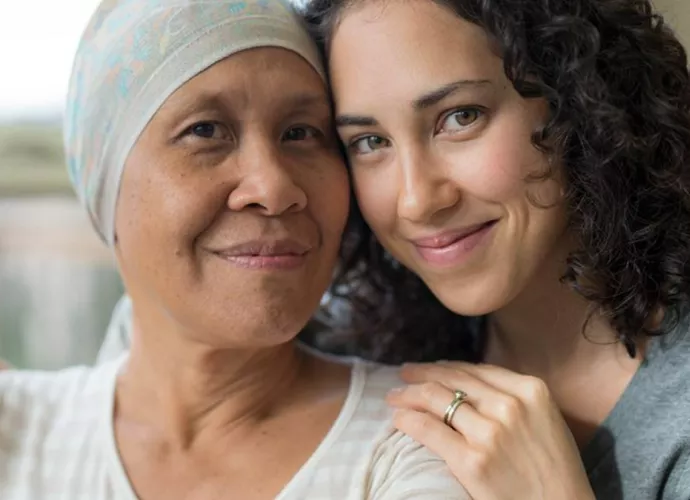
[226, 142, 308, 216]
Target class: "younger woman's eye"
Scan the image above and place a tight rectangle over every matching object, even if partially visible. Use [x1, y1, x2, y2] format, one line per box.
[438, 108, 483, 133]
[184, 122, 229, 140]
[349, 135, 390, 155]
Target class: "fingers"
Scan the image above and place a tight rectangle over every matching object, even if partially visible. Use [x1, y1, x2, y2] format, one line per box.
[389, 373, 494, 415]
[392, 408, 476, 479]
[387, 382, 500, 449]
[391, 363, 590, 500]
[392, 408, 515, 500]
[402, 362, 523, 393]
[401, 362, 556, 421]
[398, 363, 530, 424]
[432, 362, 552, 407]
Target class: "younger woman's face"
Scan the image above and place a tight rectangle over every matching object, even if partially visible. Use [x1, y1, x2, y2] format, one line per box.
[329, 0, 570, 315]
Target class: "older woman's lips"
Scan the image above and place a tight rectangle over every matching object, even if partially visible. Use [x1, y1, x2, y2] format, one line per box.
[411, 220, 497, 267]
[211, 239, 311, 270]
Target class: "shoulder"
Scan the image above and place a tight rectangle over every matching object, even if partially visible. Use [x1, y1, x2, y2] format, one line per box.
[0, 359, 116, 408]
[354, 362, 470, 499]
[591, 327, 690, 498]
[646, 331, 690, 498]
[346, 361, 406, 428]
[358, 361, 403, 401]
[0, 360, 122, 495]
[642, 326, 690, 425]
[367, 420, 470, 499]
[0, 359, 119, 449]
[96, 294, 133, 364]
[0, 364, 96, 413]
[324, 360, 400, 440]
[663, 449, 690, 500]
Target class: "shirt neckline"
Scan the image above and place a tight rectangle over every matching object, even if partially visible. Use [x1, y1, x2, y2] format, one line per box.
[99, 354, 365, 499]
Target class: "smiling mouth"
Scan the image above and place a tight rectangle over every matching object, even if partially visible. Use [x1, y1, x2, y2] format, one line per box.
[210, 240, 311, 270]
[411, 220, 498, 267]
[214, 253, 307, 270]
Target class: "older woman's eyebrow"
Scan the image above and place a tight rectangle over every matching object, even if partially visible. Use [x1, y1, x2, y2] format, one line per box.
[161, 90, 227, 122]
[284, 92, 331, 112]
[412, 79, 492, 109]
[164, 91, 330, 124]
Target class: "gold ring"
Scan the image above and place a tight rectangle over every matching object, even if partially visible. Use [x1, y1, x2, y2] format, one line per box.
[443, 389, 467, 426]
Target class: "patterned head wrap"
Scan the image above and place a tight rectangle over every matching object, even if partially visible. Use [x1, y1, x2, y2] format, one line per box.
[64, 0, 325, 246]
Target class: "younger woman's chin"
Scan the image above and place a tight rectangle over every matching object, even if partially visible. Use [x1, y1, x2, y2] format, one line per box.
[429, 279, 516, 318]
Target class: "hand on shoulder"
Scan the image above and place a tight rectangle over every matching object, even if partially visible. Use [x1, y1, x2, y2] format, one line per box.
[386, 361, 595, 500]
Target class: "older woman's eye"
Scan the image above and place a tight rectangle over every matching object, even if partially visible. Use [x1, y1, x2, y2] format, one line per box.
[438, 108, 482, 133]
[350, 135, 390, 155]
[185, 122, 229, 140]
[283, 126, 320, 142]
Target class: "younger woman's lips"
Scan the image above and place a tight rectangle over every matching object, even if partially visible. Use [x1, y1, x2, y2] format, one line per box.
[412, 220, 497, 267]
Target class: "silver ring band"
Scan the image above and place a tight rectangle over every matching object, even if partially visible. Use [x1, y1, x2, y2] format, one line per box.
[443, 389, 467, 426]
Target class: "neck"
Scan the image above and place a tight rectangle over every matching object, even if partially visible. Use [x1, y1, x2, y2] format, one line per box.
[486, 236, 634, 376]
[487, 282, 619, 377]
[117, 307, 310, 450]
[484, 237, 643, 446]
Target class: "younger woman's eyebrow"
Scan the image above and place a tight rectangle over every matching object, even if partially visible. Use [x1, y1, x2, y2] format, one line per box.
[334, 79, 492, 129]
[335, 114, 379, 128]
[412, 79, 492, 110]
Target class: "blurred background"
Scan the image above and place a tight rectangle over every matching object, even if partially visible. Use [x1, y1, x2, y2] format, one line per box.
[0, 0, 688, 369]
[0, 0, 123, 369]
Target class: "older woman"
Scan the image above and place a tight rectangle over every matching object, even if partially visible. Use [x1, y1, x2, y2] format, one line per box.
[0, 1, 469, 498]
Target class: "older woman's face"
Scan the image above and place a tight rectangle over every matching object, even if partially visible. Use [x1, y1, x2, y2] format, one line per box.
[115, 48, 349, 347]
[329, 0, 569, 316]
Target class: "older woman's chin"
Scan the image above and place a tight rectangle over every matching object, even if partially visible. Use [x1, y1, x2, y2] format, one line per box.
[117, 250, 337, 349]
[186, 289, 327, 347]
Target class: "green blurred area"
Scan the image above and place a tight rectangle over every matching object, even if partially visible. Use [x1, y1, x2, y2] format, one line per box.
[0, 122, 121, 369]
[0, 124, 72, 195]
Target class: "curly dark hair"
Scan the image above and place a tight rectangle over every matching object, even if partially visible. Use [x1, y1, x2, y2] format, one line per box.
[301, 0, 690, 363]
